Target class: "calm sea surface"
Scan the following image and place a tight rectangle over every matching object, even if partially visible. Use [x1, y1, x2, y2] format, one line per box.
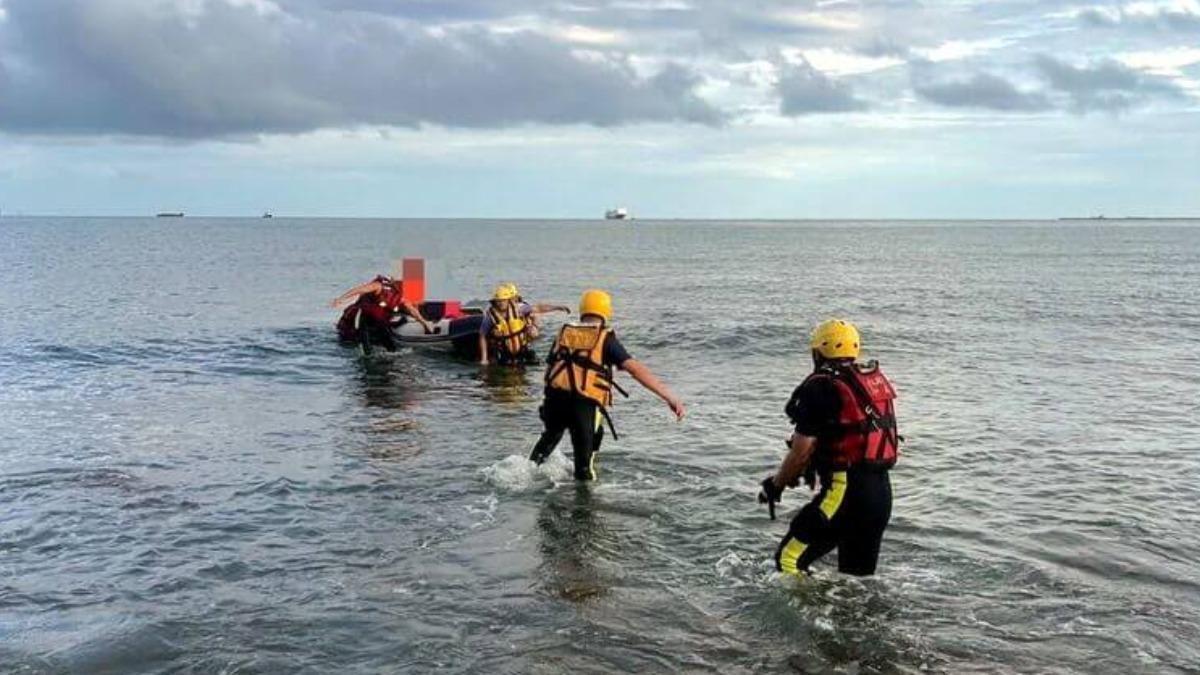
[1, 218, 1198, 674]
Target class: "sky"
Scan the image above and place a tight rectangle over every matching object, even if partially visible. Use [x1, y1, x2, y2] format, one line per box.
[0, 0, 1198, 218]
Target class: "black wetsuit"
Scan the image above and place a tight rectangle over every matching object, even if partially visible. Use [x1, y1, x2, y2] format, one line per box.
[776, 374, 894, 576]
[528, 332, 631, 481]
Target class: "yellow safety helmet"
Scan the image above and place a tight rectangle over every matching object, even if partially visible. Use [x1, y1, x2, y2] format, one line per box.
[492, 283, 518, 302]
[810, 319, 860, 359]
[578, 289, 612, 322]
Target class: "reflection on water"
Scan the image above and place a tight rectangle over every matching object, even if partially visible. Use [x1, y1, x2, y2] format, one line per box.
[3, 219, 1200, 673]
[353, 353, 419, 412]
[478, 364, 535, 404]
[536, 485, 610, 603]
[352, 355, 424, 460]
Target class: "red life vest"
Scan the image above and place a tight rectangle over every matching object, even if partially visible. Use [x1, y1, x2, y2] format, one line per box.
[807, 361, 899, 470]
[358, 276, 406, 323]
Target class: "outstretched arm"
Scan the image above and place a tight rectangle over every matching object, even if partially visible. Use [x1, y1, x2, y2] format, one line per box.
[621, 359, 685, 420]
[530, 303, 570, 315]
[401, 300, 434, 333]
[772, 433, 817, 491]
[330, 280, 382, 308]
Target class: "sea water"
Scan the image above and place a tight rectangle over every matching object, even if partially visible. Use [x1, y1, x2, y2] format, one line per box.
[1, 218, 1198, 673]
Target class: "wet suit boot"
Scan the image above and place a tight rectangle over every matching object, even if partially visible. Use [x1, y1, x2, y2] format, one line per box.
[529, 391, 605, 480]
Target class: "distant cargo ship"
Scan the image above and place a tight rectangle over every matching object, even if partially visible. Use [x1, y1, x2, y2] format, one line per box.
[605, 207, 630, 220]
[156, 212, 184, 218]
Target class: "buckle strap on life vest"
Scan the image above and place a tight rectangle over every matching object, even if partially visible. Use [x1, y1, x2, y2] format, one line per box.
[831, 362, 900, 464]
[488, 303, 531, 356]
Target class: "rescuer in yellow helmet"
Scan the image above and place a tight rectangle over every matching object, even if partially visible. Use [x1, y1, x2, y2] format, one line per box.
[478, 283, 570, 366]
[529, 289, 685, 480]
[757, 319, 901, 577]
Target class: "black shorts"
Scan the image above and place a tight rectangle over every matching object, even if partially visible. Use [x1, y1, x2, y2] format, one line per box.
[775, 468, 892, 576]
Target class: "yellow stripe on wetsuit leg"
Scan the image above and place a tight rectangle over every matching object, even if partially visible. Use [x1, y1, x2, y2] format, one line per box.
[588, 409, 603, 480]
[819, 471, 848, 519]
[778, 537, 808, 576]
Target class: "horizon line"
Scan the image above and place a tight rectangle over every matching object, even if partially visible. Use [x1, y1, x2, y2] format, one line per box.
[2, 214, 1199, 222]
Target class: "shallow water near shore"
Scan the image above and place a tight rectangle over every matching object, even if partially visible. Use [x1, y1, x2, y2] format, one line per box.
[2, 217, 1199, 673]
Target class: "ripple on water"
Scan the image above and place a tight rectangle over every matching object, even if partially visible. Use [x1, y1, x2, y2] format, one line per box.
[3, 221, 1200, 673]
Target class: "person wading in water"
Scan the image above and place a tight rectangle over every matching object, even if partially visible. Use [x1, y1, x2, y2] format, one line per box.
[759, 319, 900, 576]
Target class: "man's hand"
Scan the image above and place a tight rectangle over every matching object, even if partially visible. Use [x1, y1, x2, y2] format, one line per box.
[758, 475, 783, 520]
[667, 397, 685, 421]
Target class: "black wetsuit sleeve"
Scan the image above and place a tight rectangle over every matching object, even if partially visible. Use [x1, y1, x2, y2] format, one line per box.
[603, 333, 632, 368]
[789, 377, 842, 437]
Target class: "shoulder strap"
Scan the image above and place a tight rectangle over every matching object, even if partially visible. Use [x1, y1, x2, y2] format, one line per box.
[830, 365, 883, 422]
[832, 364, 900, 457]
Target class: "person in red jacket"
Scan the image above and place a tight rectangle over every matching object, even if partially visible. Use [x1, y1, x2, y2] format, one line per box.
[332, 275, 433, 352]
[758, 319, 900, 577]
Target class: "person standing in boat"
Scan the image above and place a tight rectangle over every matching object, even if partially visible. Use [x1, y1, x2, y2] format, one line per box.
[331, 275, 433, 352]
[529, 289, 684, 481]
[478, 283, 570, 366]
[758, 319, 900, 577]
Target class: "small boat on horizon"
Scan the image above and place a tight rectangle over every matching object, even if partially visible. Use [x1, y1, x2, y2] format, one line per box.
[262, 212, 273, 219]
[156, 212, 184, 218]
[605, 207, 630, 220]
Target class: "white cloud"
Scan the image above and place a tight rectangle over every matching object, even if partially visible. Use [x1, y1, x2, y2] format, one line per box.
[610, 0, 692, 10]
[769, 8, 860, 32]
[914, 39, 1011, 63]
[1122, 0, 1200, 17]
[557, 24, 625, 46]
[1117, 48, 1200, 100]
[1117, 47, 1200, 74]
[1076, 0, 1200, 28]
[793, 48, 904, 76]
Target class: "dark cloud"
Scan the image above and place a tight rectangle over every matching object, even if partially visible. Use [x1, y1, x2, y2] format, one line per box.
[1077, 5, 1200, 31]
[294, 0, 512, 21]
[914, 73, 1051, 111]
[0, 0, 724, 138]
[1034, 55, 1185, 112]
[855, 37, 912, 59]
[777, 61, 867, 115]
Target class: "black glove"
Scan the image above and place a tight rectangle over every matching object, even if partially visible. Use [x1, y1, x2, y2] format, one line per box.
[802, 465, 817, 490]
[758, 476, 783, 520]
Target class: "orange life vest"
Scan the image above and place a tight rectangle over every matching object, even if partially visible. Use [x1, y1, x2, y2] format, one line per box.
[487, 301, 530, 357]
[544, 324, 615, 408]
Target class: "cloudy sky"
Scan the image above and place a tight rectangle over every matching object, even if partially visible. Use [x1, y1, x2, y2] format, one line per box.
[1, 0, 1198, 218]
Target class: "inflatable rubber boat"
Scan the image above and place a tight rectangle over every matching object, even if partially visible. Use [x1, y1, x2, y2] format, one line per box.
[341, 299, 482, 357]
[390, 300, 483, 354]
[336, 258, 485, 357]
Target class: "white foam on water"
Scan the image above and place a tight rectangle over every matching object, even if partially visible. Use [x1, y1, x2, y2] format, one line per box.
[481, 451, 572, 492]
[715, 550, 767, 587]
[812, 615, 836, 633]
[466, 493, 499, 529]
